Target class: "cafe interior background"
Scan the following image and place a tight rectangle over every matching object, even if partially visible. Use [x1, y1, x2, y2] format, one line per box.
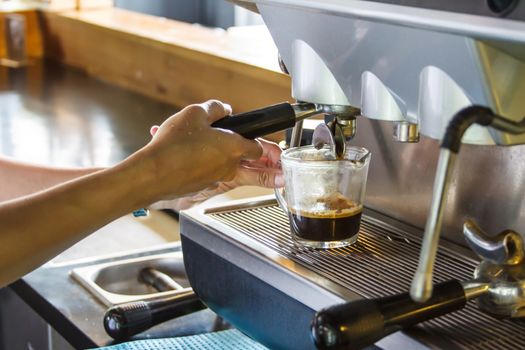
[1, 0, 525, 349]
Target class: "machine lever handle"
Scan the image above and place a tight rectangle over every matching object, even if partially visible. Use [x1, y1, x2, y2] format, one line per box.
[311, 280, 466, 350]
[211, 102, 317, 139]
[463, 219, 525, 266]
[103, 291, 206, 340]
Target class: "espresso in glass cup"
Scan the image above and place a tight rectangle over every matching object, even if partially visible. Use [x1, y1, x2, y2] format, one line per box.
[276, 145, 370, 249]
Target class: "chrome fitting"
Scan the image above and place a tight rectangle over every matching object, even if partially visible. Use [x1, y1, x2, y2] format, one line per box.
[393, 121, 420, 143]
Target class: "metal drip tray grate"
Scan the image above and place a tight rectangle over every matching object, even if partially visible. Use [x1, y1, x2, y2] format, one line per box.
[208, 203, 525, 350]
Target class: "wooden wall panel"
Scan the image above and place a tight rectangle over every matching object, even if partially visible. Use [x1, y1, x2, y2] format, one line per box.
[0, 10, 43, 60]
[39, 9, 292, 114]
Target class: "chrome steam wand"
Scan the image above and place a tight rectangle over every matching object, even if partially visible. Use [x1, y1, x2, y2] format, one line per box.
[410, 106, 525, 303]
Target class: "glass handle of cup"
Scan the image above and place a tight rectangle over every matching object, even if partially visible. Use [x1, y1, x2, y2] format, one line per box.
[274, 187, 289, 215]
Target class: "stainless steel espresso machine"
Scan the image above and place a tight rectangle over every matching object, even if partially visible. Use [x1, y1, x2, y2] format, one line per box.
[180, 1, 525, 349]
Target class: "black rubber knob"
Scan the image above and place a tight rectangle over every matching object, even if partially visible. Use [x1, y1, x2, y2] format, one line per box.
[487, 0, 518, 15]
[211, 102, 296, 139]
[104, 292, 206, 340]
[311, 280, 466, 350]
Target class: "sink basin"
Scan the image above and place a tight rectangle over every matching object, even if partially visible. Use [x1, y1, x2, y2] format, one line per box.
[93, 255, 190, 296]
[71, 248, 191, 306]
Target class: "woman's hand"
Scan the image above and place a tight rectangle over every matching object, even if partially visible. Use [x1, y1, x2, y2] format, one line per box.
[133, 100, 264, 203]
[148, 103, 284, 211]
[0, 100, 274, 287]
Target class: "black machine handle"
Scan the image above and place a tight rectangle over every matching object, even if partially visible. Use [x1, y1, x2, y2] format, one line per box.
[311, 280, 466, 350]
[103, 292, 206, 340]
[211, 102, 297, 139]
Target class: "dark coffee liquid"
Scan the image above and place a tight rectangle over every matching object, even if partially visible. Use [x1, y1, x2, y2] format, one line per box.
[289, 207, 362, 242]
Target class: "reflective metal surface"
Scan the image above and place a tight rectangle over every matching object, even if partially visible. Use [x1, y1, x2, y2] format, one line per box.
[337, 116, 357, 140]
[239, 0, 525, 43]
[71, 250, 191, 306]
[349, 118, 525, 249]
[311, 121, 346, 158]
[258, 4, 525, 145]
[463, 221, 525, 318]
[461, 281, 490, 300]
[0, 60, 178, 167]
[291, 39, 350, 106]
[393, 121, 419, 143]
[475, 262, 525, 318]
[181, 196, 525, 349]
[464, 220, 525, 266]
[411, 149, 457, 302]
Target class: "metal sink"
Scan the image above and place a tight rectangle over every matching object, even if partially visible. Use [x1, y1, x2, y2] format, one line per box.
[71, 247, 191, 306]
[68, 189, 271, 306]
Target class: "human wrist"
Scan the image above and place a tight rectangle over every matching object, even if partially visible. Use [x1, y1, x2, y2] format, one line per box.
[111, 150, 163, 210]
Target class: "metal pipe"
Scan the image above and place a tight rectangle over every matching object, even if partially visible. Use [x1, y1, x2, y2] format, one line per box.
[290, 103, 319, 147]
[491, 115, 525, 135]
[291, 102, 318, 120]
[461, 281, 490, 300]
[410, 148, 457, 302]
[289, 119, 304, 148]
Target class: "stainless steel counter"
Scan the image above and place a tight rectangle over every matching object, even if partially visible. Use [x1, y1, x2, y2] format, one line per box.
[0, 59, 177, 167]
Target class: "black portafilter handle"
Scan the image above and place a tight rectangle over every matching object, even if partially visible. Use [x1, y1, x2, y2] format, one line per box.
[311, 280, 466, 350]
[103, 292, 206, 340]
[211, 102, 298, 139]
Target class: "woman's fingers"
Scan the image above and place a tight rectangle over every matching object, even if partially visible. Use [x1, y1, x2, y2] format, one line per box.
[233, 138, 284, 188]
[150, 125, 160, 136]
[257, 138, 282, 165]
[238, 138, 263, 161]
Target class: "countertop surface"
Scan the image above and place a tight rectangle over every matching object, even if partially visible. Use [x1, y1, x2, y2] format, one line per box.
[11, 239, 233, 349]
[0, 59, 176, 167]
[0, 60, 272, 348]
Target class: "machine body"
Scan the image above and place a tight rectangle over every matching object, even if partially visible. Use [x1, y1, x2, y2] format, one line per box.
[180, 1, 525, 349]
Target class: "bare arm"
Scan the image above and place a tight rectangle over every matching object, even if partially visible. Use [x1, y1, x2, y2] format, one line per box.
[0, 100, 269, 288]
[0, 157, 103, 202]
[1, 127, 282, 210]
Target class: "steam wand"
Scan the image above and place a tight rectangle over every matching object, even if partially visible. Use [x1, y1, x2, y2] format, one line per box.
[410, 106, 525, 303]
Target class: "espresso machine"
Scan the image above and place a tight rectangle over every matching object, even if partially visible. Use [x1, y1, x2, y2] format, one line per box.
[179, 1, 525, 349]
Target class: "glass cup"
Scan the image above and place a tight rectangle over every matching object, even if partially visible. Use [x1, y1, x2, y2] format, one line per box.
[276, 145, 371, 249]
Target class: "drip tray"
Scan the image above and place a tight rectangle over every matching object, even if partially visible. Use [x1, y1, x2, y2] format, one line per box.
[183, 196, 525, 350]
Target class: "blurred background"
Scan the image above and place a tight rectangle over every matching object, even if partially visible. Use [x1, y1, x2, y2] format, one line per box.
[114, 0, 263, 28]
